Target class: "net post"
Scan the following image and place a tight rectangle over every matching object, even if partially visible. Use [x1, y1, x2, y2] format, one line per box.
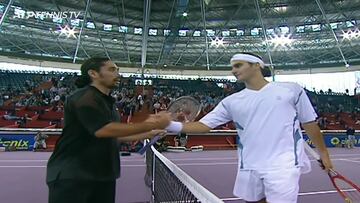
[151, 147, 156, 202]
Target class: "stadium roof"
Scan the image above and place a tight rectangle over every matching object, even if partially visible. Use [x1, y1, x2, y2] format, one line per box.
[0, 0, 360, 71]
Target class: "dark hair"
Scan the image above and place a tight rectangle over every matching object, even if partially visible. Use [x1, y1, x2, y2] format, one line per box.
[240, 52, 272, 77]
[75, 57, 109, 88]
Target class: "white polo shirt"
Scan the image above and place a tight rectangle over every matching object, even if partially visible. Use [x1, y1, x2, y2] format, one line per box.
[200, 82, 317, 172]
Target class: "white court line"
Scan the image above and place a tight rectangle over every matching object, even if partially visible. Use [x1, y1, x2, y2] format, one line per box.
[0, 158, 359, 166]
[0, 166, 45, 168]
[221, 189, 357, 201]
[0, 159, 146, 162]
[0, 154, 358, 163]
[0, 160, 47, 162]
[0, 165, 147, 168]
[0, 153, 357, 161]
[2, 158, 359, 167]
[0, 162, 239, 168]
[328, 154, 360, 157]
[339, 159, 360, 164]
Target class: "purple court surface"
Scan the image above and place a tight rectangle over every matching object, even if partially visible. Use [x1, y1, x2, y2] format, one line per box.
[0, 148, 359, 203]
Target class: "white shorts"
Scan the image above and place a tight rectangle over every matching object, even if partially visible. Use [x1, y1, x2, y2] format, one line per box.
[233, 167, 301, 203]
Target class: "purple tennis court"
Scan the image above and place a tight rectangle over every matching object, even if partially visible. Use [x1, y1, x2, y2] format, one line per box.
[0, 148, 358, 203]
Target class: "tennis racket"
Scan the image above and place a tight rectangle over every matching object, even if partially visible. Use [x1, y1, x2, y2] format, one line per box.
[167, 96, 202, 122]
[304, 142, 360, 203]
[138, 96, 201, 154]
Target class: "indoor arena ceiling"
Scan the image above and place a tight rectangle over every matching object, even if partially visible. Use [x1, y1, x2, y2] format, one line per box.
[0, 0, 360, 71]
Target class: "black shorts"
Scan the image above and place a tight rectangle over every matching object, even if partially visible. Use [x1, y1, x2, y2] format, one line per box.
[48, 179, 116, 203]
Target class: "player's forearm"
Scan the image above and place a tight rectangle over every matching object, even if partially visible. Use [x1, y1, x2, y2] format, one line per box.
[302, 122, 329, 154]
[181, 122, 211, 133]
[95, 122, 155, 138]
[117, 131, 151, 142]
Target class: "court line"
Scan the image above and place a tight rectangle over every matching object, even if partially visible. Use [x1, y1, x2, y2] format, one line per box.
[221, 189, 357, 201]
[0, 157, 238, 162]
[0, 166, 46, 168]
[0, 159, 146, 162]
[2, 157, 360, 167]
[0, 165, 147, 168]
[0, 154, 359, 163]
[338, 159, 360, 164]
[0, 157, 359, 167]
[0, 162, 239, 168]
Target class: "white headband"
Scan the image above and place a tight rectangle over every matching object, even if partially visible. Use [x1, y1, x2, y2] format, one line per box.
[230, 54, 265, 68]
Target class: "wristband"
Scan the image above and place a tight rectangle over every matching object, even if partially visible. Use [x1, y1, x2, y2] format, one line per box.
[165, 121, 183, 133]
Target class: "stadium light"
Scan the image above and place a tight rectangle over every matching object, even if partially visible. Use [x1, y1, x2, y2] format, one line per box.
[351, 30, 359, 38]
[342, 30, 351, 40]
[58, 25, 69, 37]
[210, 37, 224, 47]
[58, 25, 77, 38]
[268, 34, 293, 47]
[342, 30, 360, 40]
[67, 27, 77, 38]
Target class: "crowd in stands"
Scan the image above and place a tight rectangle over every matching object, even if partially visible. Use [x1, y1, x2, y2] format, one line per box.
[0, 69, 359, 130]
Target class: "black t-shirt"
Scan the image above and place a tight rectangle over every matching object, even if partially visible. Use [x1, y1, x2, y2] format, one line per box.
[46, 86, 121, 183]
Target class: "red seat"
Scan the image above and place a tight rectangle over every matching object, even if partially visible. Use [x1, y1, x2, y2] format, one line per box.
[0, 118, 18, 127]
[0, 110, 7, 116]
[5, 124, 20, 128]
[15, 110, 37, 118]
[26, 106, 52, 111]
[24, 121, 53, 128]
[0, 106, 16, 111]
[326, 123, 344, 130]
[39, 111, 64, 120]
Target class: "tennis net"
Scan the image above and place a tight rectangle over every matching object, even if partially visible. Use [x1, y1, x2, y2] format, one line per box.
[145, 145, 224, 203]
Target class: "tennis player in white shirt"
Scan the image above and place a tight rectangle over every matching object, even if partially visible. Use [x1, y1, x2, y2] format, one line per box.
[165, 52, 333, 203]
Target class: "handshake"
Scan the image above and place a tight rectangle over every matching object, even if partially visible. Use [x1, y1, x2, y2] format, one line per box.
[144, 111, 184, 139]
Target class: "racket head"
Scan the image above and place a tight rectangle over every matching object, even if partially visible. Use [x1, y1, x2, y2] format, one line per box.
[167, 96, 201, 122]
[304, 143, 360, 202]
[328, 169, 360, 203]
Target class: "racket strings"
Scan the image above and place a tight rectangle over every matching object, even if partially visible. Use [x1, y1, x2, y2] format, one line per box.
[168, 97, 201, 122]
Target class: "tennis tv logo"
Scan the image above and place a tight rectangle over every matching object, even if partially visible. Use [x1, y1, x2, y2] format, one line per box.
[14, 11, 82, 20]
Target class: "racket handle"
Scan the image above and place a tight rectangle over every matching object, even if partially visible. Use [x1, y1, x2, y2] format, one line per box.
[317, 159, 325, 170]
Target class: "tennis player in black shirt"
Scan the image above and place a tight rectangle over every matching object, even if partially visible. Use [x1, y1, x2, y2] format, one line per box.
[46, 57, 171, 203]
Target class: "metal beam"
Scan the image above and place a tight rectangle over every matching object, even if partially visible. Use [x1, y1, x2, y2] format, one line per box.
[209, 1, 249, 66]
[200, 0, 210, 70]
[28, 34, 51, 55]
[52, 0, 90, 58]
[114, 0, 131, 63]
[73, 0, 92, 63]
[141, 0, 151, 68]
[315, 0, 348, 66]
[254, 0, 275, 81]
[0, 0, 14, 29]
[156, 0, 176, 65]
[4, 37, 29, 52]
[87, 8, 111, 60]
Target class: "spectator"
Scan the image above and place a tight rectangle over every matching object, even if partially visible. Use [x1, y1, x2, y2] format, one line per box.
[33, 132, 49, 151]
[346, 126, 356, 149]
